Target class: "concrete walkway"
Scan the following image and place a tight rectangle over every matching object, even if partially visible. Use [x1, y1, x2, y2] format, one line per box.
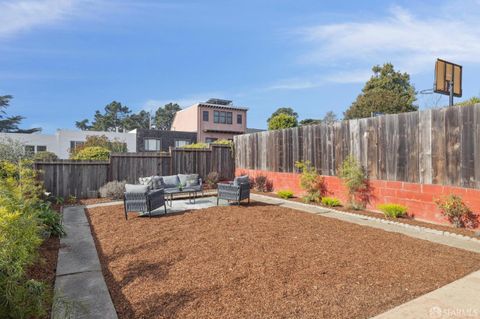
[52, 206, 117, 319]
[252, 194, 480, 318]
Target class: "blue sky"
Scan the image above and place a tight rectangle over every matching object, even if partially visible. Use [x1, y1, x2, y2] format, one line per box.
[1, 0, 480, 133]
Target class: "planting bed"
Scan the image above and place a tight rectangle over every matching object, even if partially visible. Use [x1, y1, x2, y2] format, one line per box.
[87, 202, 480, 319]
[253, 191, 480, 239]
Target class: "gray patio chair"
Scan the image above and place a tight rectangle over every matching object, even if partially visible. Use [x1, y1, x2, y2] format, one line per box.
[124, 184, 166, 219]
[217, 175, 250, 205]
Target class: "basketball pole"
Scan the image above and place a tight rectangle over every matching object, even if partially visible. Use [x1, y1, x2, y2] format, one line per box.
[448, 80, 454, 106]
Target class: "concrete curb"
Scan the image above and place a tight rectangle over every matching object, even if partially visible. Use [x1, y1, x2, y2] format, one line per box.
[52, 206, 118, 319]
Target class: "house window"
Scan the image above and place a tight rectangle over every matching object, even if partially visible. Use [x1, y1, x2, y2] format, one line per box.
[205, 137, 218, 143]
[175, 139, 190, 147]
[36, 145, 47, 152]
[25, 145, 35, 156]
[144, 139, 161, 151]
[203, 111, 209, 121]
[237, 114, 242, 124]
[213, 111, 233, 124]
[70, 141, 84, 152]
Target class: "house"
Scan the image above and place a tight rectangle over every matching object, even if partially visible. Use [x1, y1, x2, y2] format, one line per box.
[0, 129, 137, 159]
[134, 129, 197, 152]
[171, 98, 248, 143]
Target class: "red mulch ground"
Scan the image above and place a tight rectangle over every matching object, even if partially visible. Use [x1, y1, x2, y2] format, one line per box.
[254, 191, 480, 239]
[26, 236, 60, 319]
[86, 202, 480, 319]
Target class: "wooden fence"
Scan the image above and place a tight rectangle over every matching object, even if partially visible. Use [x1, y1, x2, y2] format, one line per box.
[234, 104, 480, 189]
[35, 145, 235, 198]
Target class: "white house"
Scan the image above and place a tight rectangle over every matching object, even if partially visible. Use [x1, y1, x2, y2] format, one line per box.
[0, 129, 137, 159]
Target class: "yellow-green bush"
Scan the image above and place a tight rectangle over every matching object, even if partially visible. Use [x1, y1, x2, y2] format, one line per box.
[277, 190, 294, 199]
[378, 203, 407, 218]
[321, 197, 341, 207]
[181, 143, 209, 149]
[0, 160, 63, 317]
[71, 146, 110, 160]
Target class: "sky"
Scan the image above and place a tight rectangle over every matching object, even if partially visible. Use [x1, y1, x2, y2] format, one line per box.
[1, 0, 480, 133]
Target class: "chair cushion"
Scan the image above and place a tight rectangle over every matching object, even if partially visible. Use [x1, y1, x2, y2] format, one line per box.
[233, 175, 250, 186]
[162, 175, 180, 188]
[125, 184, 149, 193]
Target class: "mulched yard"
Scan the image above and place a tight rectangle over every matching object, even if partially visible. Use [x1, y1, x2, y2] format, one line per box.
[253, 191, 480, 239]
[86, 202, 480, 319]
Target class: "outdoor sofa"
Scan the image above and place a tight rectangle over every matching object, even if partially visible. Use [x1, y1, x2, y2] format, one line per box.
[217, 175, 250, 205]
[124, 174, 203, 219]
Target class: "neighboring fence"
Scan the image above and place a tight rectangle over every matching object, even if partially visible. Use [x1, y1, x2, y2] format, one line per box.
[35, 145, 234, 198]
[234, 104, 480, 189]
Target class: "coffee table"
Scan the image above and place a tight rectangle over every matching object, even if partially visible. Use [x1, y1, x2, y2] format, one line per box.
[164, 188, 199, 207]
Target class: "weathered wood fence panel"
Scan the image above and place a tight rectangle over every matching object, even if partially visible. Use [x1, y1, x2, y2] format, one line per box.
[34, 160, 109, 199]
[109, 153, 171, 183]
[35, 145, 234, 198]
[234, 104, 480, 189]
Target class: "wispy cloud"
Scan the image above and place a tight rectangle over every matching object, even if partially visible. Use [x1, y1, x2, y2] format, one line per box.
[298, 4, 480, 72]
[0, 0, 83, 38]
[270, 2, 480, 90]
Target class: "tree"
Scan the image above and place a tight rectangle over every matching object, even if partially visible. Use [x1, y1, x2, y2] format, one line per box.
[154, 103, 181, 130]
[123, 110, 150, 130]
[268, 113, 298, 130]
[71, 146, 110, 160]
[69, 135, 127, 157]
[76, 101, 132, 132]
[267, 107, 298, 123]
[299, 118, 322, 126]
[455, 96, 480, 107]
[0, 137, 27, 163]
[323, 111, 337, 124]
[344, 63, 417, 119]
[0, 95, 40, 133]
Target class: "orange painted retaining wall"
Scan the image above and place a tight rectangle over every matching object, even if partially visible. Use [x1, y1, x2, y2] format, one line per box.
[236, 168, 480, 229]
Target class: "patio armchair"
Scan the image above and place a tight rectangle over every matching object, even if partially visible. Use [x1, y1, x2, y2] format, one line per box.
[124, 184, 166, 219]
[217, 175, 250, 205]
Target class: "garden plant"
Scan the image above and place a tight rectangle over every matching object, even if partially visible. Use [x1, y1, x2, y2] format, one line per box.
[295, 160, 325, 203]
[321, 197, 341, 207]
[378, 203, 407, 218]
[338, 155, 368, 209]
[277, 190, 294, 199]
[435, 195, 476, 228]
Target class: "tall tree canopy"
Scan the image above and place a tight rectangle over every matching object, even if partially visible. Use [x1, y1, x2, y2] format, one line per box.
[299, 111, 337, 126]
[154, 103, 181, 130]
[268, 113, 298, 130]
[76, 101, 150, 131]
[344, 63, 417, 120]
[267, 107, 298, 124]
[0, 95, 40, 133]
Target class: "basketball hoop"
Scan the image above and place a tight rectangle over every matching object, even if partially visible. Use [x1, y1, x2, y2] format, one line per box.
[434, 59, 462, 106]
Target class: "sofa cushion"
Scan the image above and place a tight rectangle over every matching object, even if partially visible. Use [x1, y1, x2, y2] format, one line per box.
[125, 184, 149, 193]
[151, 176, 164, 189]
[138, 176, 154, 189]
[185, 174, 199, 187]
[233, 175, 249, 186]
[162, 175, 180, 188]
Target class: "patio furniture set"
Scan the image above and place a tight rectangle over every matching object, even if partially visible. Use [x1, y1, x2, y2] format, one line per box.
[124, 174, 251, 219]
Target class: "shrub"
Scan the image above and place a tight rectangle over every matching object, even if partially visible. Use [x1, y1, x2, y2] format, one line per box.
[181, 143, 209, 149]
[435, 195, 475, 228]
[0, 137, 28, 163]
[268, 113, 298, 130]
[33, 151, 58, 162]
[378, 203, 407, 218]
[99, 180, 126, 199]
[321, 197, 341, 207]
[70, 146, 110, 160]
[36, 202, 65, 237]
[295, 160, 324, 203]
[338, 155, 367, 209]
[0, 161, 53, 318]
[70, 135, 127, 157]
[206, 171, 220, 189]
[254, 175, 271, 192]
[212, 139, 232, 146]
[277, 190, 294, 199]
